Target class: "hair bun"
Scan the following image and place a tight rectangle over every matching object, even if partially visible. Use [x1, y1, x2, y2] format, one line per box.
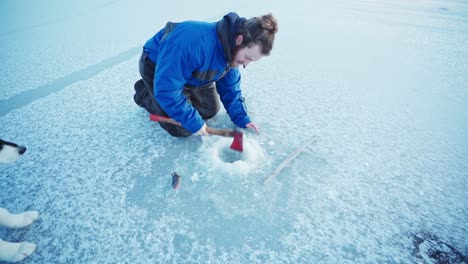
[260, 13, 278, 34]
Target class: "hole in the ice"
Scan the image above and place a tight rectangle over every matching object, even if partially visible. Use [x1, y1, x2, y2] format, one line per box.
[411, 231, 466, 263]
[219, 148, 244, 163]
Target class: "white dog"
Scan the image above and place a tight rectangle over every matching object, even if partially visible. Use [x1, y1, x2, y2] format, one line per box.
[0, 139, 39, 262]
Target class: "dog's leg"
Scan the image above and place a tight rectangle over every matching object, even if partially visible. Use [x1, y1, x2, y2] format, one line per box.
[0, 208, 39, 229]
[0, 239, 36, 263]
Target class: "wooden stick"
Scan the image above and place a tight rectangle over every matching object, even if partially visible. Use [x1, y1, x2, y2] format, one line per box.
[263, 135, 318, 184]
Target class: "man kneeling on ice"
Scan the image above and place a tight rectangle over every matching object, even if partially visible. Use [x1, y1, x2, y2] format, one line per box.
[133, 12, 278, 137]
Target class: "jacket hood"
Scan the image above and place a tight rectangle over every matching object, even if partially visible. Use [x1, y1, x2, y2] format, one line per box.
[216, 12, 246, 64]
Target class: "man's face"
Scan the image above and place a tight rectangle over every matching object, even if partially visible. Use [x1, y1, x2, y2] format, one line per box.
[231, 44, 264, 68]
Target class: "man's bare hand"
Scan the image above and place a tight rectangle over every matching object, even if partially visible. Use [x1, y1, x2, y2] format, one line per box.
[194, 123, 209, 136]
[245, 122, 260, 133]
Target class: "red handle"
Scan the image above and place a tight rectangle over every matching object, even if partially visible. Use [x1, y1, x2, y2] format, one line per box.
[149, 114, 181, 126]
[149, 113, 242, 138]
[149, 113, 243, 152]
[149, 114, 166, 122]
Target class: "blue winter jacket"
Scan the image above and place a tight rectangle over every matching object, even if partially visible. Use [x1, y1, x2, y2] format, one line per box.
[143, 13, 251, 133]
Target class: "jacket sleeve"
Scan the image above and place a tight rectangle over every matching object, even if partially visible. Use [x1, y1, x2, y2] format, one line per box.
[216, 68, 251, 128]
[153, 35, 204, 133]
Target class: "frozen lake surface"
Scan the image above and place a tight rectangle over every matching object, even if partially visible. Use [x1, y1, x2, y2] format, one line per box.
[1, 0, 467, 263]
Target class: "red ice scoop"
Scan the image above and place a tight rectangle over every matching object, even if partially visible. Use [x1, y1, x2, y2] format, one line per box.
[149, 114, 243, 152]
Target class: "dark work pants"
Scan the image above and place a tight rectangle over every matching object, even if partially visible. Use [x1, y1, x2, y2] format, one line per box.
[134, 52, 220, 137]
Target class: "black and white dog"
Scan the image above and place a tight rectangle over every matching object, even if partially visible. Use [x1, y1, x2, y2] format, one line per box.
[0, 139, 38, 262]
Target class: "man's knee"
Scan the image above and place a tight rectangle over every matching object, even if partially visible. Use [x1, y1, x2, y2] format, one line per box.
[133, 80, 162, 115]
[133, 79, 147, 106]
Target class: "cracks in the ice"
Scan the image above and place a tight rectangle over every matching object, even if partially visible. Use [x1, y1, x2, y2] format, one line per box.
[0, 46, 140, 117]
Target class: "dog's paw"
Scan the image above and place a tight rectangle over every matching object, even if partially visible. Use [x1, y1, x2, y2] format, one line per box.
[0, 241, 36, 263]
[12, 242, 36, 262]
[19, 211, 39, 227]
[6, 211, 39, 229]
